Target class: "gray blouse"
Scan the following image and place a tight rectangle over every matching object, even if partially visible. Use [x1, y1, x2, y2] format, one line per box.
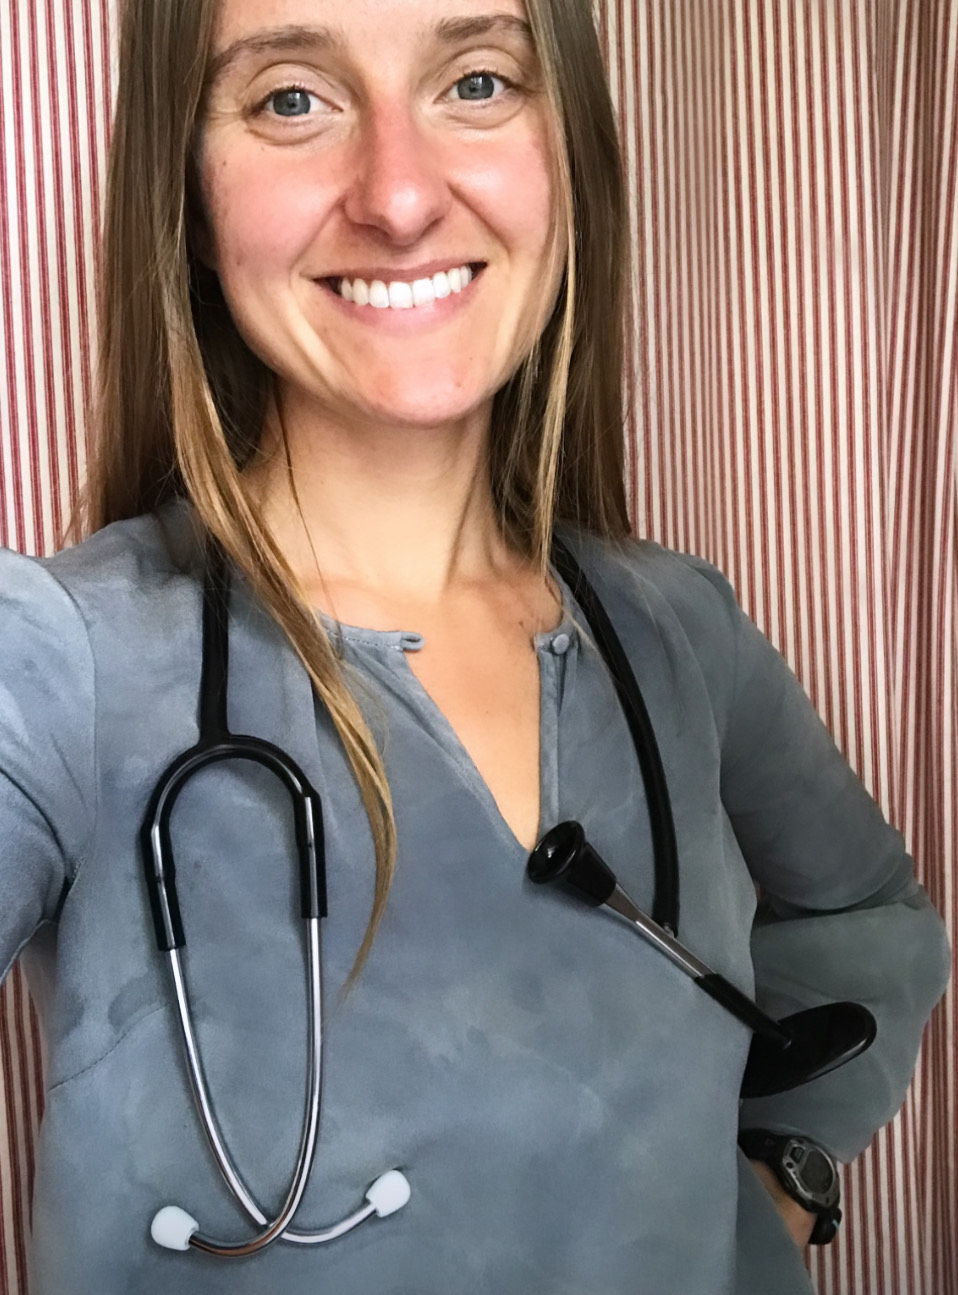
[0, 496, 949, 1295]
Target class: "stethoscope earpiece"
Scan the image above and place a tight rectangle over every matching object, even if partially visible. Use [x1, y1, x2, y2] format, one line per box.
[365, 1169, 413, 1218]
[148, 1169, 413, 1254]
[151, 1204, 200, 1252]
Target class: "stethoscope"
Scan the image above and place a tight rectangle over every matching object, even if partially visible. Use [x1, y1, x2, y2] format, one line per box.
[141, 531, 876, 1259]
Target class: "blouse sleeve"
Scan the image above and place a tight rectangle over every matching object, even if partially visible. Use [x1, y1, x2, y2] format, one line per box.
[0, 548, 96, 983]
[676, 552, 951, 1163]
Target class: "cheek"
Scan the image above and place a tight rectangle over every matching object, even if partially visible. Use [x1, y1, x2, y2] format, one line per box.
[455, 135, 556, 258]
[201, 153, 330, 276]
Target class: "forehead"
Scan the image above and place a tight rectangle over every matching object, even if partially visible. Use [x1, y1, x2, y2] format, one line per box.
[207, 0, 536, 81]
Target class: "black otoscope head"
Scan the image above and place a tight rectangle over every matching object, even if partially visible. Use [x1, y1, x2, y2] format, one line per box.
[526, 823, 877, 1098]
[527, 822, 617, 907]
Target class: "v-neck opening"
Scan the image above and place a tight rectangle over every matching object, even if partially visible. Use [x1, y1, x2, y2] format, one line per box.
[403, 566, 576, 857]
[319, 566, 578, 858]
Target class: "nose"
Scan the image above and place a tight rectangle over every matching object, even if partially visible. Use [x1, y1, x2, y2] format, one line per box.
[342, 97, 452, 246]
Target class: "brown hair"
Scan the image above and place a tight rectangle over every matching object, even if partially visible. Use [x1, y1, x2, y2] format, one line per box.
[71, 0, 633, 989]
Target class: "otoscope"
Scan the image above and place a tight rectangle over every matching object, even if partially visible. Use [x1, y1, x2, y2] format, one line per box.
[527, 821, 876, 1098]
[536, 538, 877, 1100]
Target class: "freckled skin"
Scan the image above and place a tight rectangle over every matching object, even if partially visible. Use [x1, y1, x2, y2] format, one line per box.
[193, 0, 565, 436]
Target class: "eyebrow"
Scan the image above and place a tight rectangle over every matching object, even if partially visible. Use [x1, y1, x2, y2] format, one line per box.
[206, 14, 535, 87]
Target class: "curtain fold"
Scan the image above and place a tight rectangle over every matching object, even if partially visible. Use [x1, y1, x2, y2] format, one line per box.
[0, 2, 954, 1291]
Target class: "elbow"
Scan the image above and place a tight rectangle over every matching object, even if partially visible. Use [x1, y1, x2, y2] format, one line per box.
[899, 889, 952, 1017]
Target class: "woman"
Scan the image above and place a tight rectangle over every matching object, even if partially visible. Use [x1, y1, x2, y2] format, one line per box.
[0, 0, 949, 1291]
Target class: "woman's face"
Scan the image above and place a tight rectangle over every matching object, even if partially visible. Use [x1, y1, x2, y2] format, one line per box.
[194, 0, 564, 431]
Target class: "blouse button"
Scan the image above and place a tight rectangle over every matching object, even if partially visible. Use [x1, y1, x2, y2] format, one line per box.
[550, 632, 571, 655]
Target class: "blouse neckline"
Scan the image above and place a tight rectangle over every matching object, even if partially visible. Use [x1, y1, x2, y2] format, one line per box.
[314, 565, 579, 657]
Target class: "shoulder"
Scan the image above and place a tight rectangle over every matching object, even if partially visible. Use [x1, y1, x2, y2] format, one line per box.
[1, 497, 201, 640]
[0, 507, 193, 916]
[556, 525, 745, 662]
[0, 498, 204, 710]
[18, 496, 199, 605]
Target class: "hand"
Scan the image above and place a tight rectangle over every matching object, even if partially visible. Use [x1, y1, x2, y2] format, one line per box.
[748, 1159, 817, 1250]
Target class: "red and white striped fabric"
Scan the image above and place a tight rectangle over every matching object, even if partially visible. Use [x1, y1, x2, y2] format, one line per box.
[0, 2, 954, 1292]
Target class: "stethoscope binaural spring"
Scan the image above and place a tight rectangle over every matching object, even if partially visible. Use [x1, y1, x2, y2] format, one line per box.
[140, 530, 876, 1261]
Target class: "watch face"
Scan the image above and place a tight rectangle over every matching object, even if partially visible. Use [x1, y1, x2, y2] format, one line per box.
[802, 1149, 834, 1195]
[782, 1139, 839, 1209]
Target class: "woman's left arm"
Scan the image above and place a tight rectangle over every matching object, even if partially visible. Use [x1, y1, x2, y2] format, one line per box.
[679, 554, 951, 1166]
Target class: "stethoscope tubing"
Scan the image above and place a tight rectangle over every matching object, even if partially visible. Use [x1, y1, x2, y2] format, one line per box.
[163, 919, 324, 1254]
[142, 538, 374, 1253]
[143, 736, 326, 953]
[166, 918, 378, 1246]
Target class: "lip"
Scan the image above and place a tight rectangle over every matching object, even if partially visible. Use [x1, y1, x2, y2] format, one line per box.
[321, 259, 486, 284]
[313, 263, 486, 332]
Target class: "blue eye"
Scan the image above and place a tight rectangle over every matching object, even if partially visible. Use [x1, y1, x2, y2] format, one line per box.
[453, 70, 513, 102]
[267, 87, 315, 117]
[254, 70, 516, 123]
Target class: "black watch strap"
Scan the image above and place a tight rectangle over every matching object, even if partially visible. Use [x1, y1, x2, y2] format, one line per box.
[739, 1129, 842, 1246]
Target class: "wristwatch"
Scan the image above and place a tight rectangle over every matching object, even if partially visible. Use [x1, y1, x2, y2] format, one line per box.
[738, 1129, 842, 1245]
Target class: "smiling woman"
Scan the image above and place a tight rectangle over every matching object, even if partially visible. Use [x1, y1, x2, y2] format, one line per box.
[0, 0, 949, 1292]
[190, 2, 568, 458]
[91, 0, 631, 949]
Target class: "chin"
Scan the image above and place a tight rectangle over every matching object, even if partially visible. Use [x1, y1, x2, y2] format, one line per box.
[332, 371, 496, 429]
[357, 395, 489, 431]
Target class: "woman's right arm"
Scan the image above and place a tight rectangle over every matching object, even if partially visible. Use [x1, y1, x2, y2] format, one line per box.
[0, 548, 96, 983]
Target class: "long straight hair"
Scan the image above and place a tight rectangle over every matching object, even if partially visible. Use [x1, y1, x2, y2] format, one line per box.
[72, 0, 634, 988]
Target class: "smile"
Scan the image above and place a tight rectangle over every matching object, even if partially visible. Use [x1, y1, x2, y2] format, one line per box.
[321, 262, 486, 311]
[315, 263, 487, 331]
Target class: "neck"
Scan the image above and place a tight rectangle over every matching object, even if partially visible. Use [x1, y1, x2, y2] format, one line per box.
[244, 386, 519, 604]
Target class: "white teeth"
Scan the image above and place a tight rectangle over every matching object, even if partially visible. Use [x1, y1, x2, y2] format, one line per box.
[411, 277, 435, 306]
[335, 263, 478, 308]
[368, 281, 390, 308]
[388, 281, 414, 309]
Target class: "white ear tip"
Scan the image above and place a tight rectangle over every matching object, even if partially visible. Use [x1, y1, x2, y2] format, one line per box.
[151, 1204, 200, 1250]
[365, 1169, 411, 1217]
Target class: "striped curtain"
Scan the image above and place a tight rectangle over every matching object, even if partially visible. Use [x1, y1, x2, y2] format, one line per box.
[0, 2, 954, 1292]
[602, 2, 957, 1291]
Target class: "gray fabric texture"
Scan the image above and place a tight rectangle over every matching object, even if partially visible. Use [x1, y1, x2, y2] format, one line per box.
[0, 496, 949, 1294]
